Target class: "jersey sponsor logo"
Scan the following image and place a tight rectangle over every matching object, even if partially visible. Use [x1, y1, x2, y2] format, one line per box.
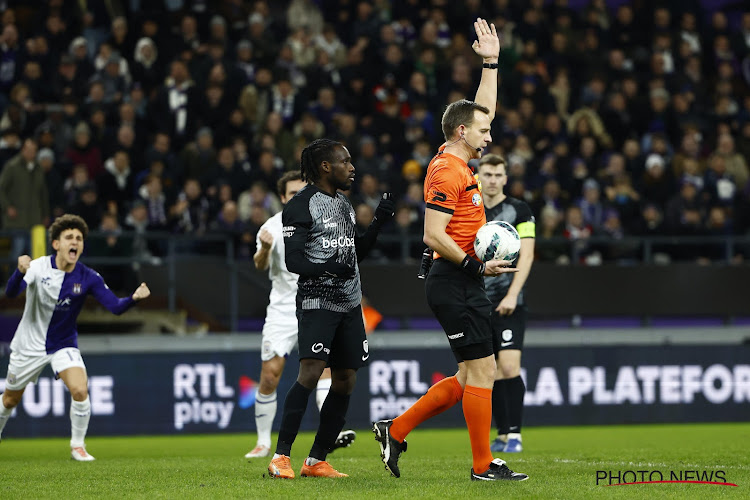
[41, 276, 51, 286]
[501, 341, 514, 347]
[324, 222, 338, 229]
[322, 236, 355, 248]
[431, 191, 447, 202]
[322, 216, 334, 223]
[472, 193, 482, 206]
[282, 226, 295, 238]
[502, 329, 513, 341]
[448, 332, 464, 340]
[73, 283, 82, 294]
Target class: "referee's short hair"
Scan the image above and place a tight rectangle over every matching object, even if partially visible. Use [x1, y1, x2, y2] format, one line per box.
[441, 99, 490, 141]
[478, 153, 506, 169]
[277, 170, 302, 196]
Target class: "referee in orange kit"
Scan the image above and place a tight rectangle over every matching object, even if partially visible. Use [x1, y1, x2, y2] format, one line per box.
[373, 18, 528, 482]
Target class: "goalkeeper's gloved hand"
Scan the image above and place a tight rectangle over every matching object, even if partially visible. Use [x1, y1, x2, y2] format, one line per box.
[373, 192, 395, 228]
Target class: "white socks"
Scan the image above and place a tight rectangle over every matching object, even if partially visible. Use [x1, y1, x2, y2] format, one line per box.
[316, 377, 332, 412]
[255, 390, 277, 448]
[305, 457, 322, 466]
[507, 432, 522, 441]
[0, 397, 13, 438]
[70, 397, 91, 448]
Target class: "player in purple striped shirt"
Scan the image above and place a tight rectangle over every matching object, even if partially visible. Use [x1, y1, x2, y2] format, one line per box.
[0, 214, 150, 460]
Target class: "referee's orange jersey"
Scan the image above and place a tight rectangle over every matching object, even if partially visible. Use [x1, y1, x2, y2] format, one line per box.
[423, 145, 485, 259]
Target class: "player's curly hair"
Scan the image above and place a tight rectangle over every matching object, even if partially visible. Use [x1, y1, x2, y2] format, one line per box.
[441, 99, 490, 141]
[299, 138, 342, 184]
[48, 214, 89, 242]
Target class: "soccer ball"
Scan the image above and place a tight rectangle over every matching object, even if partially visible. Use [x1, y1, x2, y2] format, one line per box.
[474, 221, 521, 262]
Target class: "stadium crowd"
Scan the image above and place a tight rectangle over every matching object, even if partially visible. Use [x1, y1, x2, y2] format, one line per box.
[0, 0, 749, 266]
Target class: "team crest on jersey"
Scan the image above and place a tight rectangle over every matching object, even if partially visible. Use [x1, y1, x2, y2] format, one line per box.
[73, 283, 82, 294]
[472, 193, 482, 206]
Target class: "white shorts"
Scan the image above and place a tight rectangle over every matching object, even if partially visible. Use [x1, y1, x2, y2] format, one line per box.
[4, 348, 87, 391]
[260, 316, 298, 362]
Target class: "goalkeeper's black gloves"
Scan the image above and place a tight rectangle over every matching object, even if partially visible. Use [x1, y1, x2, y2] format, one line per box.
[322, 256, 356, 279]
[372, 192, 395, 229]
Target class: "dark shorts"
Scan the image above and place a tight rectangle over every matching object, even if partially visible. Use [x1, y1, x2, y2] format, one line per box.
[297, 305, 369, 370]
[491, 305, 527, 353]
[425, 259, 494, 363]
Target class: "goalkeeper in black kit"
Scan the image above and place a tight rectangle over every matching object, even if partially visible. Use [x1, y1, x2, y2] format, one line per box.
[267, 138, 394, 479]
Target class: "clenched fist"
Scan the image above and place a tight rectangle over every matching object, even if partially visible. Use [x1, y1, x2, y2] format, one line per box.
[132, 282, 151, 301]
[17, 255, 31, 274]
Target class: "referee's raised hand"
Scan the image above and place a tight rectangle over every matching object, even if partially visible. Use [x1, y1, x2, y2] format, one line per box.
[472, 18, 500, 61]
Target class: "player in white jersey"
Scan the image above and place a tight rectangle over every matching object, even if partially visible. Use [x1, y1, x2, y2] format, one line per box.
[0, 214, 150, 460]
[245, 171, 355, 459]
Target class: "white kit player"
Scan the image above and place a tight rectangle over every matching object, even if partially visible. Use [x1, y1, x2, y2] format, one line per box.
[245, 171, 356, 459]
[0, 214, 150, 460]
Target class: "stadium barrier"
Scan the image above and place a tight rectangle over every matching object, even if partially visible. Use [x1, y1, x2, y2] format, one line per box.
[0, 336, 747, 438]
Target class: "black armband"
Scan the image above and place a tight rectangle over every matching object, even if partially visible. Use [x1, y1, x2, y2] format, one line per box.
[482, 62, 498, 69]
[461, 255, 485, 277]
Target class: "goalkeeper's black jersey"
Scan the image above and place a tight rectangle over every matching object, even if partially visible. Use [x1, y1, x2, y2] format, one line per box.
[282, 184, 361, 312]
[483, 196, 535, 305]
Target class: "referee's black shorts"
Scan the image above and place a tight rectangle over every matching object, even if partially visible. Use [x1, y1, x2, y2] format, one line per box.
[424, 258, 494, 363]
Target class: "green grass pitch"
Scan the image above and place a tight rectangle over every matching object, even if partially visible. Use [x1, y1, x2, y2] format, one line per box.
[1, 423, 748, 499]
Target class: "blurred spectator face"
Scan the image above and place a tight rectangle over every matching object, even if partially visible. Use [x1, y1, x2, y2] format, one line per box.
[154, 134, 170, 153]
[181, 16, 197, 37]
[642, 204, 662, 225]
[406, 182, 422, 203]
[100, 214, 119, 231]
[708, 207, 726, 228]
[143, 19, 158, 37]
[337, 114, 356, 135]
[623, 139, 640, 158]
[139, 42, 155, 62]
[249, 182, 269, 205]
[355, 203, 374, 226]
[680, 180, 698, 200]
[606, 154, 625, 176]
[394, 205, 412, 228]
[360, 174, 378, 196]
[708, 154, 726, 174]
[265, 112, 283, 134]
[380, 24, 396, 45]
[146, 176, 163, 197]
[319, 87, 336, 109]
[184, 179, 201, 200]
[117, 126, 135, 147]
[21, 139, 37, 163]
[277, 79, 293, 97]
[81, 187, 97, 205]
[72, 40, 88, 60]
[217, 148, 233, 169]
[616, 5, 633, 24]
[543, 179, 561, 199]
[540, 206, 561, 231]
[711, 12, 727, 31]
[219, 183, 233, 203]
[384, 44, 403, 65]
[683, 158, 700, 175]
[249, 206, 268, 227]
[583, 183, 600, 203]
[566, 206, 584, 229]
[72, 164, 88, 185]
[258, 151, 275, 172]
[112, 17, 127, 39]
[89, 82, 105, 102]
[622, 77, 638, 97]
[24, 61, 41, 80]
[509, 179, 525, 199]
[222, 201, 239, 224]
[255, 68, 272, 87]
[206, 85, 223, 105]
[113, 151, 129, 171]
[232, 138, 247, 159]
[580, 137, 596, 158]
[653, 8, 670, 29]
[75, 129, 91, 148]
[131, 203, 148, 222]
[90, 109, 106, 129]
[716, 134, 735, 155]
[208, 64, 226, 85]
[170, 61, 189, 84]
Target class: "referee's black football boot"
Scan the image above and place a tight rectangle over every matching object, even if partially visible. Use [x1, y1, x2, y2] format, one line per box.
[470, 458, 529, 481]
[372, 419, 407, 478]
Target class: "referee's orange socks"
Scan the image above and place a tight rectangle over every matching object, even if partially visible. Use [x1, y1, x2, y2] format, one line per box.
[463, 385, 494, 474]
[390, 375, 463, 442]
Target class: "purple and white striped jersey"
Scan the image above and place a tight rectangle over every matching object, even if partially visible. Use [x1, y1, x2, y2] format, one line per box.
[5, 255, 135, 355]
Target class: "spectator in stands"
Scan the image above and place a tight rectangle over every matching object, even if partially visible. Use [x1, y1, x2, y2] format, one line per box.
[138, 174, 169, 231]
[70, 182, 102, 230]
[98, 150, 134, 217]
[37, 148, 65, 219]
[0, 138, 48, 255]
[170, 178, 210, 236]
[86, 212, 136, 292]
[209, 200, 253, 258]
[65, 122, 103, 179]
